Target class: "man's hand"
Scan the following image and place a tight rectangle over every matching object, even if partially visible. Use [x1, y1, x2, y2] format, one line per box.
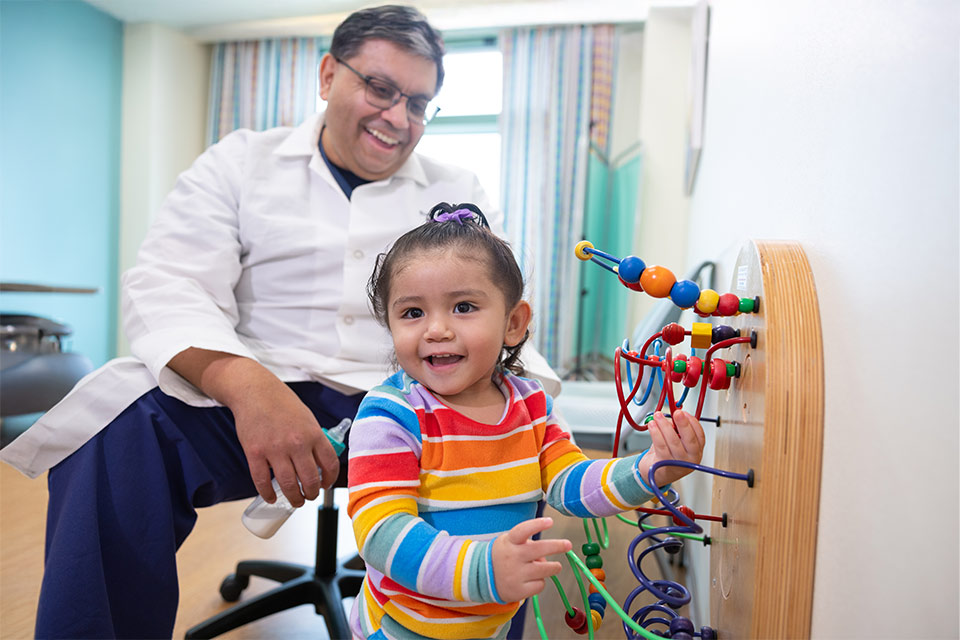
[491, 517, 571, 604]
[168, 349, 340, 506]
[636, 410, 706, 488]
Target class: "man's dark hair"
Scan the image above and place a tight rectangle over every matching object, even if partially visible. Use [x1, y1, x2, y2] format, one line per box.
[330, 5, 446, 92]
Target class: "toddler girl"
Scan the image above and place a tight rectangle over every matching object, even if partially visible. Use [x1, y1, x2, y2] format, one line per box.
[347, 202, 705, 639]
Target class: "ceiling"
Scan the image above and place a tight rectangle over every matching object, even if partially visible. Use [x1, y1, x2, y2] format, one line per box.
[82, 0, 655, 41]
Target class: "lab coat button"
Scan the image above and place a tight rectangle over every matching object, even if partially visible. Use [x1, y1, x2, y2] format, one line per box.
[343, 316, 354, 325]
[353, 250, 364, 260]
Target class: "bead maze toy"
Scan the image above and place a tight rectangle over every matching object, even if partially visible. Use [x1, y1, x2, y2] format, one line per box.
[530, 240, 823, 638]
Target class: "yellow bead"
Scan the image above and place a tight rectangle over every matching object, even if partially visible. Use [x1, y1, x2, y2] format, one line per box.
[696, 289, 720, 314]
[574, 240, 594, 261]
[590, 609, 603, 629]
[691, 322, 712, 350]
[639, 265, 676, 298]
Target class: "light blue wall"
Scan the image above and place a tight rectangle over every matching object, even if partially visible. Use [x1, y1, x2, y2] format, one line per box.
[0, 0, 122, 367]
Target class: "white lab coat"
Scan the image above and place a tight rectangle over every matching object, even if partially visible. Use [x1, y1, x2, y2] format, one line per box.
[1, 112, 560, 479]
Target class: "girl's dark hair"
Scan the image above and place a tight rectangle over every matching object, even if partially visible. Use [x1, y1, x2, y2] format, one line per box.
[368, 202, 529, 375]
[330, 5, 446, 91]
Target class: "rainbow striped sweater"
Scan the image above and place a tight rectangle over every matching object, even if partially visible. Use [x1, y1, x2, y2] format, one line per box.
[347, 370, 655, 639]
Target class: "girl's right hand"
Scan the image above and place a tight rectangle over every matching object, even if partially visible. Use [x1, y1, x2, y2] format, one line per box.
[491, 517, 572, 603]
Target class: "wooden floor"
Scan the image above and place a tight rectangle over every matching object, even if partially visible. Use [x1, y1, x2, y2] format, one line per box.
[0, 450, 682, 639]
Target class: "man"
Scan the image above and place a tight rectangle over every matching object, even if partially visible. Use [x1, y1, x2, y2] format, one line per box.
[1, 6, 558, 638]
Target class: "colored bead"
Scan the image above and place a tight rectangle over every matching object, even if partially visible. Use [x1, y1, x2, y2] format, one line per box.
[581, 542, 600, 556]
[709, 358, 732, 390]
[694, 289, 719, 314]
[661, 322, 685, 345]
[673, 504, 696, 526]
[590, 609, 603, 630]
[738, 297, 755, 313]
[670, 617, 696, 635]
[691, 322, 712, 350]
[617, 255, 645, 283]
[585, 554, 603, 570]
[669, 279, 700, 308]
[574, 240, 594, 261]
[589, 567, 606, 582]
[701, 626, 717, 640]
[618, 274, 645, 291]
[639, 265, 676, 298]
[711, 324, 739, 344]
[565, 607, 587, 632]
[588, 581, 600, 594]
[716, 293, 740, 316]
[671, 354, 687, 383]
[588, 593, 606, 610]
[682, 356, 702, 387]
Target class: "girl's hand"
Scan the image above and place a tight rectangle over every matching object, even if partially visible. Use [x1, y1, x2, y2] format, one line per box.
[636, 410, 706, 488]
[491, 517, 572, 603]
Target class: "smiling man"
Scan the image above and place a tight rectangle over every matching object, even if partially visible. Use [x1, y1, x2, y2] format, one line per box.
[1, 5, 560, 639]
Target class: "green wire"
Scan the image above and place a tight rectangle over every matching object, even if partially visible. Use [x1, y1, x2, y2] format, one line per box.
[565, 551, 595, 640]
[532, 595, 548, 640]
[549, 574, 574, 614]
[566, 550, 664, 640]
[615, 512, 707, 542]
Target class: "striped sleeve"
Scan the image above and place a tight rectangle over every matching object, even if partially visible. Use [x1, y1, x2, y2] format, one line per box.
[537, 390, 655, 517]
[347, 376, 503, 604]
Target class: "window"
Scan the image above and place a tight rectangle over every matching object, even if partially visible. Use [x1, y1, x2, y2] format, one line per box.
[416, 43, 502, 206]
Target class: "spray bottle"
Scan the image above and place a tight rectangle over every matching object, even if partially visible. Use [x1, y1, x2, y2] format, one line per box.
[240, 417, 351, 538]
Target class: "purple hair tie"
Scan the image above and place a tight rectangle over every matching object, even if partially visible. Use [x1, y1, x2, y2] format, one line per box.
[433, 209, 475, 225]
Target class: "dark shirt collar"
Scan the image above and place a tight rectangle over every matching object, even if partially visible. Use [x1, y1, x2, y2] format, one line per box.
[318, 128, 371, 199]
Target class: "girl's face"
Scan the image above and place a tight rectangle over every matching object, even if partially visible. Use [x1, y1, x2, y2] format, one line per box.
[385, 249, 530, 407]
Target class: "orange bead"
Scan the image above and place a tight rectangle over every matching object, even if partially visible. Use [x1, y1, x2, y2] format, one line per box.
[590, 568, 606, 582]
[639, 265, 676, 298]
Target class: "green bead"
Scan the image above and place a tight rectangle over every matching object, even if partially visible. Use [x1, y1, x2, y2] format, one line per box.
[739, 297, 755, 313]
[643, 414, 655, 424]
[726, 362, 737, 377]
[585, 554, 604, 570]
[673, 360, 686, 373]
[581, 542, 600, 556]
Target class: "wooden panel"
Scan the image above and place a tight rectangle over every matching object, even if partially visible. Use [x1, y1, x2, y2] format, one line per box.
[710, 241, 824, 638]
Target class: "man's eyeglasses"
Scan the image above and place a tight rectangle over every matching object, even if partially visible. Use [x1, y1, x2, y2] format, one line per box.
[335, 57, 440, 125]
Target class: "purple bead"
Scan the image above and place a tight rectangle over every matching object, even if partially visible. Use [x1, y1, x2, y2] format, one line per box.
[700, 626, 717, 640]
[669, 279, 700, 308]
[711, 324, 739, 344]
[618, 256, 646, 283]
[670, 617, 695, 634]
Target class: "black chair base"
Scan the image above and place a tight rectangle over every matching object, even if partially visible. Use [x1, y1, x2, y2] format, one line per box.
[186, 502, 364, 639]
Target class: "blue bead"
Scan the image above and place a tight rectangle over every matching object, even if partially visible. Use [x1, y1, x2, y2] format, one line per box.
[618, 256, 646, 283]
[587, 593, 606, 610]
[669, 279, 701, 308]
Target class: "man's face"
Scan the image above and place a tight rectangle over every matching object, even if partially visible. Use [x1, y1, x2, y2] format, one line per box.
[318, 39, 438, 181]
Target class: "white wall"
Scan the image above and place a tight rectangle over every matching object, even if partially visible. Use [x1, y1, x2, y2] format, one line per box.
[118, 23, 209, 355]
[678, 1, 958, 637]
[629, 8, 694, 332]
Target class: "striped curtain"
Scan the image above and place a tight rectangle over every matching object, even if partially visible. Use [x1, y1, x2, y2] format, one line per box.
[206, 38, 326, 146]
[499, 25, 617, 372]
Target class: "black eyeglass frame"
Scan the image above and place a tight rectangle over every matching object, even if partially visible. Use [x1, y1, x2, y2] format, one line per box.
[334, 57, 440, 125]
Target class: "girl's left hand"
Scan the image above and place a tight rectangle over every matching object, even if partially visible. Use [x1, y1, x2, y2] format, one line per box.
[636, 410, 706, 488]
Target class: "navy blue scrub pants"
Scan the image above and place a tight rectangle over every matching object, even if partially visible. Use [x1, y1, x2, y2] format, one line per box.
[35, 381, 363, 639]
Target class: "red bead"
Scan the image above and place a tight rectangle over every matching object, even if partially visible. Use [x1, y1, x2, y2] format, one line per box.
[673, 504, 696, 526]
[565, 608, 587, 631]
[639, 265, 676, 298]
[661, 323, 685, 345]
[682, 356, 702, 387]
[709, 358, 732, 390]
[618, 274, 645, 291]
[716, 293, 740, 316]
